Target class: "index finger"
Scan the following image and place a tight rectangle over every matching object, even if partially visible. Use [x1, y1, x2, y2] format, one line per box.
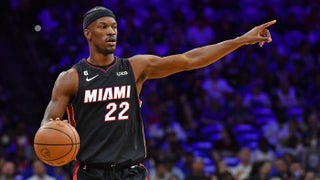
[258, 20, 277, 29]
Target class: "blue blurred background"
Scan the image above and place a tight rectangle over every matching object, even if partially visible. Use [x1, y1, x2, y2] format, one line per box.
[0, 0, 319, 179]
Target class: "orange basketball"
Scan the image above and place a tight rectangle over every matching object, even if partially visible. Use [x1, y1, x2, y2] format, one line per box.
[34, 120, 80, 166]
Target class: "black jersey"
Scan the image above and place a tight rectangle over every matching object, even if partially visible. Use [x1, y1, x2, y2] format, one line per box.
[67, 57, 146, 164]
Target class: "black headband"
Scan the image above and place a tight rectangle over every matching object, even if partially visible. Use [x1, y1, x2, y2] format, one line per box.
[83, 6, 115, 29]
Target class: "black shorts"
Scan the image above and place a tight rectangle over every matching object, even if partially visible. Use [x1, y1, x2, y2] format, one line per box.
[73, 162, 149, 180]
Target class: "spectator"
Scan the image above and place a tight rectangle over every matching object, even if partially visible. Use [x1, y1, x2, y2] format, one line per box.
[202, 68, 234, 103]
[249, 161, 272, 180]
[184, 157, 210, 180]
[304, 171, 316, 180]
[274, 76, 302, 109]
[212, 159, 234, 180]
[271, 157, 291, 180]
[213, 128, 240, 157]
[302, 137, 320, 174]
[186, 14, 215, 47]
[289, 160, 305, 180]
[149, 159, 170, 180]
[148, 111, 187, 142]
[176, 93, 197, 131]
[162, 154, 184, 180]
[199, 98, 228, 125]
[277, 120, 303, 154]
[0, 161, 22, 180]
[228, 148, 253, 180]
[26, 160, 56, 180]
[161, 132, 185, 165]
[251, 137, 275, 163]
[302, 112, 320, 146]
[243, 79, 272, 108]
[178, 151, 194, 176]
[227, 93, 255, 125]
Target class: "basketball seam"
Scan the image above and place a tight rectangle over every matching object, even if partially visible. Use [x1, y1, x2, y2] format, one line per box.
[66, 122, 80, 160]
[35, 127, 75, 162]
[39, 127, 73, 142]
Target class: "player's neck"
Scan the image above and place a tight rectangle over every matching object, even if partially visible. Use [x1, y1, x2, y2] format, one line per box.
[87, 54, 115, 66]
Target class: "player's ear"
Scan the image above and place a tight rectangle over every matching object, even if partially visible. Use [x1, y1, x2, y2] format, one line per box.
[83, 29, 91, 40]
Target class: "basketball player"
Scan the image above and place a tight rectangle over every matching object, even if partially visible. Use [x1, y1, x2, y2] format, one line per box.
[40, 6, 276, 180]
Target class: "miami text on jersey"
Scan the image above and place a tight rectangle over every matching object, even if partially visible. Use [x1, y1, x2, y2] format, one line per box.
[84, 85, 131, 103]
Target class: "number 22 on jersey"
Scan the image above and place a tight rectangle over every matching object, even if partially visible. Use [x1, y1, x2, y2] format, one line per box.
[105, 101, 129, 121]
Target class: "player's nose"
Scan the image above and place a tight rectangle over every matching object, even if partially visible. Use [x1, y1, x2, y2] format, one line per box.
[106, 27, 116, 35]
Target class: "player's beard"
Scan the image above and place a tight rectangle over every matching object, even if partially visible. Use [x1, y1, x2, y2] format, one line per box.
[103, 47, 116, 55]
[95, 44, 116, 55]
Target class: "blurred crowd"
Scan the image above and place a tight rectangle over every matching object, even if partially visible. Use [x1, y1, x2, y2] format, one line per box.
[0, 0, 320, 179]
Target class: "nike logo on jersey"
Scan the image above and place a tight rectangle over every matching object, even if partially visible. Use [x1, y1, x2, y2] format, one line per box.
[86, 75, 99, 82]
[116, 71, 128, 76]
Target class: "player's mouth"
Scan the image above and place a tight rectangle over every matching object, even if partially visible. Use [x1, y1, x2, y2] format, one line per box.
[105, 38, 116, 46]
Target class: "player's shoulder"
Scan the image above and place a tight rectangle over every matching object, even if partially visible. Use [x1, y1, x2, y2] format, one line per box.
[54, 68, 79, 89]
[53, 68, 79, 93]
[57, 68, 78, 80]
